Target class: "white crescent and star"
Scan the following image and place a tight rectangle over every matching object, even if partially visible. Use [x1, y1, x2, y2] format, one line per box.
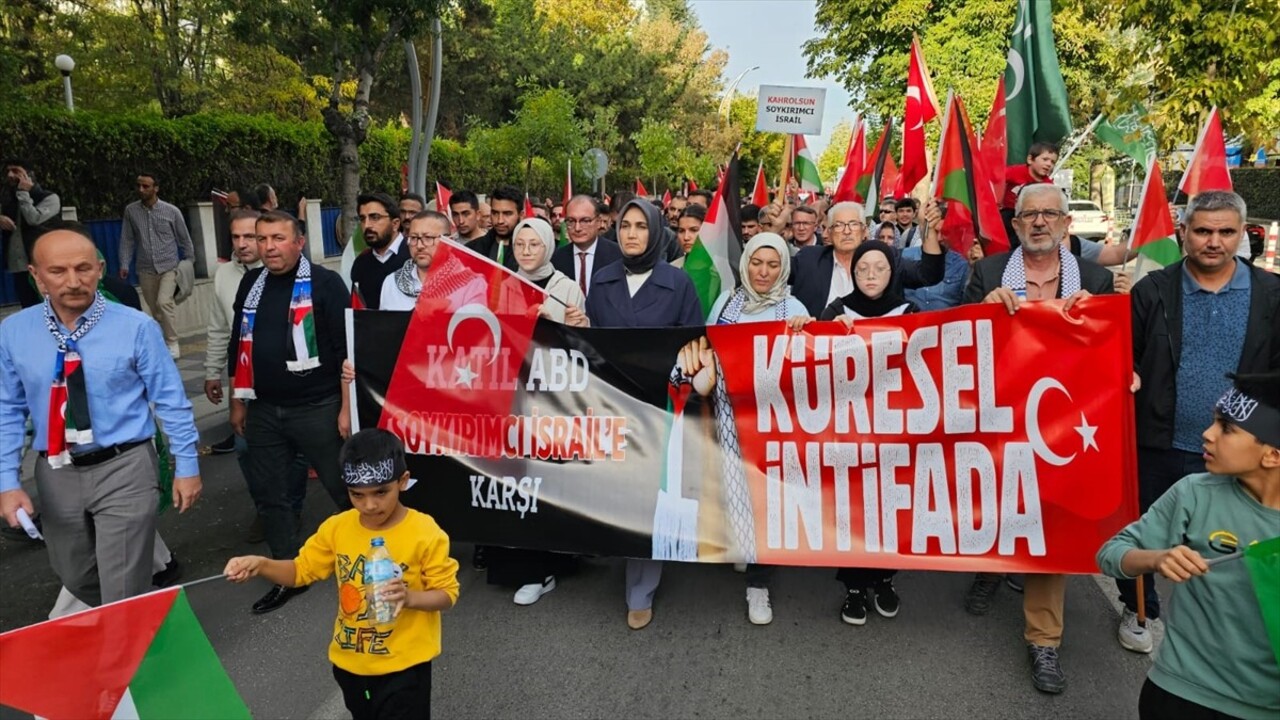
[1026, 377, 1100, 466]
[446, 303, 502, 388]
[906, 87, 924, 130]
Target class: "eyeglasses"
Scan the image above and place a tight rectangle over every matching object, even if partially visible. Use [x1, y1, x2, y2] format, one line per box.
[407, 233, 443, 245]
[1015, 209, 1067, 222]
[514, 241, 543, 251]
[830, 221, 865, 232]
[854, 266, 891, 279]
[879, 209, 894, 215]
[565, 217, 597, 226]
[358, 213, 389, 223]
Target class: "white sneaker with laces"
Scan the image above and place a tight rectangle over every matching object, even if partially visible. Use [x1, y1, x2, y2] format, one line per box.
[1117, 608, 1154, 653]
[513, 576, 556, 606]
[746, 587, 773, 625]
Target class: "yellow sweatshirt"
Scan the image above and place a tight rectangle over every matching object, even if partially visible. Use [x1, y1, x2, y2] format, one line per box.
[294, 508, 460, 676]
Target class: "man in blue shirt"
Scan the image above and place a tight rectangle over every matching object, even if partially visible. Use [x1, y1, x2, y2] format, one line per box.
[1123, 189, 1280, 654]
[0, 226, 201, 607]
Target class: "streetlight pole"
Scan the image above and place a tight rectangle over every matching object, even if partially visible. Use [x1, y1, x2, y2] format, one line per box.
[719, 65, 760, 128]
[55, 54, 75, 112]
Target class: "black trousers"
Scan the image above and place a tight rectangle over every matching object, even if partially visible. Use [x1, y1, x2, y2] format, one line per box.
[333, 662, 432, 720]
[1116, 447, 1206, 618]
[836, 567, 896, 590]
[1139, 678, 1242, 720]
[12, 271, 41, 307]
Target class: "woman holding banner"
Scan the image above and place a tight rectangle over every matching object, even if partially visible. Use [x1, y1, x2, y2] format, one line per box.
[819, 238, 918, 626]
[585, 199, 702, 631]
[485, 218, 590, 606]
[682, 232, 812, 626]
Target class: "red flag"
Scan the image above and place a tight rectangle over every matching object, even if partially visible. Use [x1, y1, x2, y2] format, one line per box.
[687, 178, 698, 192]
[635, 178, 649, 197]
[832, 118, 867, 203]
[351, 283, 366, 310]
[523, 193, 536, 219]
[377, 241, 546, 449]
[435, 181, 452, 225]
[1177, 106, 1233, 198]
[980, 76, 1007, 196]
[751, 161, 770, 207]
[931, 91, 1009, 254]
[662, 188, 672, 207]
[1130, 158, 1177, 251]
[881, 148, 900, 200]
[900, 35, 941, 198]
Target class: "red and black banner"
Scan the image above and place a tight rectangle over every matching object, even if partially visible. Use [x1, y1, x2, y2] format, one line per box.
[351, 244, 1138, 573]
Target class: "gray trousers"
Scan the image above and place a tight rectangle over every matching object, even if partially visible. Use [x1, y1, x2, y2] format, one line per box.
[35, 442, 159, 607]
[626, 559, 663, 610]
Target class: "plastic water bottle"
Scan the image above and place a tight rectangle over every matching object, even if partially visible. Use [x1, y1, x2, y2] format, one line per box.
[364, 537, 399, 624]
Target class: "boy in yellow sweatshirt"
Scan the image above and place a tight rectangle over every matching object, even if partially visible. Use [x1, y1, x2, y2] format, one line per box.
[225, 428, 460, 719]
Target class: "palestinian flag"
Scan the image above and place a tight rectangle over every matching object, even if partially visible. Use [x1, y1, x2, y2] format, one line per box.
[1244, 536, 1280, 666]
[857, 119, 896, 217]
[1130, 157, 1181, 267]
[290, 292, 319, 372]
[0, 587, 249, 719]
[523, 193, 537, 219]
[931, 91, 1009, 254]
[686, 154, 741, 315]
[635, 178, 649, 197]
[792, 135, 823, 193]
[338, 214, 367, 290]
[750, 161, 770, 207]
[831, 117, 866, 203]
[683, 238, 721, 319]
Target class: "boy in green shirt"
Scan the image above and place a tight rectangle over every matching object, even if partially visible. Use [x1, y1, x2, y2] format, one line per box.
[1097, 372, 1280, 720]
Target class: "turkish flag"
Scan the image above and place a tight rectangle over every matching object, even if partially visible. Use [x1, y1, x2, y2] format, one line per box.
[980, 76, 1008, 196]
[436, 181, 452, 224]
[377, 241, 546, 450]
[750, 161, 770, 207]
[635, 178, 649, 197]
[900, 35, 941, 198]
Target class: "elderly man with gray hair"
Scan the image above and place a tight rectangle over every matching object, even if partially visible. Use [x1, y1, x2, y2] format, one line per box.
[960, 182, 1116, 697]
[789, 200, 946, 317]
[1118, 189, 1280, 653]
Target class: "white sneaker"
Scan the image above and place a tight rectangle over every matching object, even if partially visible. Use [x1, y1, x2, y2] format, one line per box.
[1117, 609, 1154, 653]
[513, 576, 556, 606]
[746, 587, 773, 625]
[167, 342, 181, 359]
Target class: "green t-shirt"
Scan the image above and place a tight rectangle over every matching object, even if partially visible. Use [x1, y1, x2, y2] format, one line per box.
[1097, 473, 1280, 720]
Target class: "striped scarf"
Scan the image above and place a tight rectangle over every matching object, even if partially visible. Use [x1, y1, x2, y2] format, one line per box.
[233, 256, 319, 401]
[44, 293, 106, 468]
[999, 243, 1081, 299]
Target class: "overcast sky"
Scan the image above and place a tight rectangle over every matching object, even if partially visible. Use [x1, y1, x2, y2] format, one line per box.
[689, 0, 854, 156]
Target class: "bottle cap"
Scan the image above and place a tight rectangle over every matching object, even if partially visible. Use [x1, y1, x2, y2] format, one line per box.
[371, 537, 385, 546]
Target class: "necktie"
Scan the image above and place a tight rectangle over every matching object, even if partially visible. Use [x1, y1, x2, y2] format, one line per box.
[578, 251, 588, 295]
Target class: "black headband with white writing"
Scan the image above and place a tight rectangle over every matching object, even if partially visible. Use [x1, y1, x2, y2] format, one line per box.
[1216, 387, 1280, 448]
[342, 457, 401, 487]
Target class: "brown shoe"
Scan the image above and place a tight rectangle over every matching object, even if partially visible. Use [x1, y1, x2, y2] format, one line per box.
[627, 608, 653, 630]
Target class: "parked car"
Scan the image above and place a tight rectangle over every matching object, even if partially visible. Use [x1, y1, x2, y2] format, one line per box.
[1068, 200, 1109, 239]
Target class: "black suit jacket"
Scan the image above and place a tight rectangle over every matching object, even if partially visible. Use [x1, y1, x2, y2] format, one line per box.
[551, 239, 624, 294]
[790, 244, 946, 317]
[466, 229, 520, 273]
[963, 251, 1115, 304]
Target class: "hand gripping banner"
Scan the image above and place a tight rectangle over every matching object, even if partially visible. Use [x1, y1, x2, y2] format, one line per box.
[352, 254, 1136, 573]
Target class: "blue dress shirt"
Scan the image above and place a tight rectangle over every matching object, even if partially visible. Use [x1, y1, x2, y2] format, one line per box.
[0, 299, 199, 492]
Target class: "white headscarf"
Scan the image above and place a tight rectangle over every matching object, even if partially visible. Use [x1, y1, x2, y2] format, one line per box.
[739, 232, 792, 315]
[512, 218, 555, 282]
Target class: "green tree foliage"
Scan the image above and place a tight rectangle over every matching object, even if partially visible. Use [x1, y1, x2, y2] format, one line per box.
[817, 120, 853, 182]
[805, 0, 1278, 152]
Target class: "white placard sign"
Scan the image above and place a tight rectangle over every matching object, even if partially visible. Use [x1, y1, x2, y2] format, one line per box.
[755, 85, 827, 135]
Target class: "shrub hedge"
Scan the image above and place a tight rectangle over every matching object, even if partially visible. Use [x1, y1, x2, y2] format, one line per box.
[0, 107, 588, 220]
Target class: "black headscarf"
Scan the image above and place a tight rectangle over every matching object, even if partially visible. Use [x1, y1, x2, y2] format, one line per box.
[618, 199, 672, 274]
[837, 240, 910, 318]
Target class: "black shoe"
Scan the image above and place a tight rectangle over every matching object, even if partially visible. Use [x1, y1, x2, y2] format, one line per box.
[964, 576, 1002, 616]
[211, 434, 237, 454]
[152, 556, 182, 587]
[872, 579, 900, 618]
[472, 545, 488, 571]
[1006, 574, 1025, 593]
[251, 584, 309, 614]
[840, 589, 868, 626]
[1027, 644, 1067, 694]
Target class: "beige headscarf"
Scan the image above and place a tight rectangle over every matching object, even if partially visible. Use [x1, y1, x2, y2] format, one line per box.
[738, 232, 792, 315]
[512, 218, 556, 282]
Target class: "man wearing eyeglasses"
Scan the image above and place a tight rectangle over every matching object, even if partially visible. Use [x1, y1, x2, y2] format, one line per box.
[789, 200, 945, 317]
[790, 206, 820, 250]
[348, 193, 408, 310]
[551, 195, 623, 298]
[378, 210, 481, 311]
[960, 182, 1115, 696]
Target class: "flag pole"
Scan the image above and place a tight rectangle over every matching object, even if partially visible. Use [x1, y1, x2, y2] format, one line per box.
[1054, 114, 1104, 170]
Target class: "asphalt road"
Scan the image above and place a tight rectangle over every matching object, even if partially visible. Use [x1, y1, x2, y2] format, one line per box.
[0, 419, 1159, 719]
